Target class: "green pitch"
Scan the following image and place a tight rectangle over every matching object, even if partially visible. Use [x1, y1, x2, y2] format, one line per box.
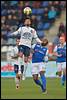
[1, 78, 66, 99]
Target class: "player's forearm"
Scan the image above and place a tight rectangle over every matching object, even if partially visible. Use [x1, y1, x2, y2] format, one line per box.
[36, 38, 42, 44]
[53, 52, 62, 57]
[53, 52, 58, 56]
[12, 31, 18, 35]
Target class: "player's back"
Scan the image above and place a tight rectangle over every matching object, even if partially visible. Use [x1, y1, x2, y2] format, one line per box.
[19, 26, 36, 48]
[32, 44, 47, 63]
[20, 26, 35, 38]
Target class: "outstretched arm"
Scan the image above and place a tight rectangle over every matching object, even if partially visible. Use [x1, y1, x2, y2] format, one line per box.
[12, 27, 21, 35]
[7, 27, 21, 38]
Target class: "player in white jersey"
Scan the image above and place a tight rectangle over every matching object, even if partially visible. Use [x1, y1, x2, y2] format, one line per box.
[11, 16, 42, 80]
[11, 38, 24, 89]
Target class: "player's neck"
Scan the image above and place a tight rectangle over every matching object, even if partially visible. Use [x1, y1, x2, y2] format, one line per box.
[25, 25, 30, 27]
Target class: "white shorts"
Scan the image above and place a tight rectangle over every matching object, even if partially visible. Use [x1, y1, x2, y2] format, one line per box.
[32, 62, 46, 75]
[57, 62, 66, 72]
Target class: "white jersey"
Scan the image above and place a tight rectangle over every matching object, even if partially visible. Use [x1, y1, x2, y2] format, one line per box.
[12, 26, 41, 48]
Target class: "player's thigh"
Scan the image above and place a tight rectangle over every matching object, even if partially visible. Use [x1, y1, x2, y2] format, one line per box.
[24, 46, 30, 57]
[24, 46, 30, 62]
[32, 63, 39, 75]
[39, 62, 46, 73]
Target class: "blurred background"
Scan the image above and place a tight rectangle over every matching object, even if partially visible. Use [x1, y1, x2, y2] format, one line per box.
[1, 1, 66, 77]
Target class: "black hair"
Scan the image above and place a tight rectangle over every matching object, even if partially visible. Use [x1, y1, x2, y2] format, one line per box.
[23, 15, 32, 23]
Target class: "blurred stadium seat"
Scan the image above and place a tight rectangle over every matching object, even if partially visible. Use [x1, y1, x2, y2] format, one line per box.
[43, 22, 51, 30]
[42, 1, 49, 7]
[37, 30, 45, 38]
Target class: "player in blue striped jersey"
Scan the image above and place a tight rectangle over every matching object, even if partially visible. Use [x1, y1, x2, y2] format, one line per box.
[31, 38, 48, 93]
[53, 36, 66, 86]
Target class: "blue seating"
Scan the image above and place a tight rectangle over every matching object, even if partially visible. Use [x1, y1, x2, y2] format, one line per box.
[10, 1, 18, 5]
[36, 8, 44, 14]
[37, 30, 45, 38]
[32, 8, 44, 14]
[43, 23, 51, 30]
[32, 9, 37, 14]
[37, 15, 42, 21]
[37, 22, 43, 30]
[42, 1, 49, 7]
[1, 9, 8, 16]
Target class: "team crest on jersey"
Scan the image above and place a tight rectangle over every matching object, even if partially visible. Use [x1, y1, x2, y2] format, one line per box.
[31, 30, 34, 34]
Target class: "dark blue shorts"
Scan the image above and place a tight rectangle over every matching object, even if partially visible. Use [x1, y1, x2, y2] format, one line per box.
[18, 45, 30, 57]
[14, 64, 24, 74]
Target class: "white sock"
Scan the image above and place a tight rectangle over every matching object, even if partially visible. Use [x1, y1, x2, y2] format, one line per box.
[23, 63, 28, 77]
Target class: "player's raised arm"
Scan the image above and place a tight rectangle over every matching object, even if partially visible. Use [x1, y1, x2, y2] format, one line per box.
[33, 29, 42, 44]
[7, 27, 21, 38]
[12, 27, 21, 36]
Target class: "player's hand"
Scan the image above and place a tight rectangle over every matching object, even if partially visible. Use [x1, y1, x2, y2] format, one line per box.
[53, 52, 62, 57]
[7, 33, 13, 38]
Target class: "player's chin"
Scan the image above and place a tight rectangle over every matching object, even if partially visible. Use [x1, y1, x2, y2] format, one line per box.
[25, 24, 31, 27]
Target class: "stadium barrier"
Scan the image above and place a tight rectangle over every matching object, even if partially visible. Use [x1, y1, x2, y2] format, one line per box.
[1, 61, 57, 78]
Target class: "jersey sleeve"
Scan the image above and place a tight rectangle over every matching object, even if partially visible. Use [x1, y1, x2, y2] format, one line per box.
[31, 44, 36, 49]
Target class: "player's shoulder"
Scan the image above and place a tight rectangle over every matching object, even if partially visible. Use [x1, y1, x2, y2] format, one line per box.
[36, 43, 41, 47]
[63, 42, 66, 49]
[64, 42, 66, 46]
[32, 43, 40, 49]
[30, 27, 36, 33]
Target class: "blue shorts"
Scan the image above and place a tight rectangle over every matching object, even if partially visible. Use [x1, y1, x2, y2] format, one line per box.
[18, 45, 30, 57]
[14, 64, 24, 74]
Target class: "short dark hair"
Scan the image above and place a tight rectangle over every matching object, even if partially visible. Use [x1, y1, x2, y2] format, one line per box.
[23, 16, 32, 22]
[16, 36, 20, 40]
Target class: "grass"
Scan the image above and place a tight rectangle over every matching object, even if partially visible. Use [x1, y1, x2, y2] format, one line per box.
[1, 77, 66, 99]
